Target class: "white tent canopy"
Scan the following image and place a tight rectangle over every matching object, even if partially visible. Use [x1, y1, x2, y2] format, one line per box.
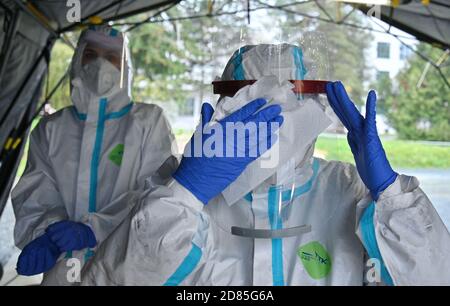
[357, 0, 450, 49]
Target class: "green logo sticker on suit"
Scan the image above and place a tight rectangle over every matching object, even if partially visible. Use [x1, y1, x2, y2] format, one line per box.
[298, 241, 332, 279]
[108, 144, 124, 166]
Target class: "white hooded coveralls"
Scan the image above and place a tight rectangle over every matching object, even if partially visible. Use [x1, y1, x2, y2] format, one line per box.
[80, 44, 450, 286]
[12, 26, 178, 285]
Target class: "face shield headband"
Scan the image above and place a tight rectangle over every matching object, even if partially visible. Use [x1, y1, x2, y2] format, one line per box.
[212, 79, 328, 97]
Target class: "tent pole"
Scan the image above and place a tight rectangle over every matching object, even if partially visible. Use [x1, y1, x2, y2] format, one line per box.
[12, 0, 58, 39]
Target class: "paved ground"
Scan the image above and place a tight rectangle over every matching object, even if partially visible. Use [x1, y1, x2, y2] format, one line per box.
[0, 199, 17, 269]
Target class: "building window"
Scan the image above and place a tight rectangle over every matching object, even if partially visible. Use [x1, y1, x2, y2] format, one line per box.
[376, 70, 390, 81]
[377, 42, 390, 59]
[400, 44, 410, 60]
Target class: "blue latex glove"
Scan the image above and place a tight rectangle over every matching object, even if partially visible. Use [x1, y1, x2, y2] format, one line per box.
[173, 98, 284, 204]
[45, 220, 97, 252]
[16, 233, 61, 276]
[326, 81, 397, 201]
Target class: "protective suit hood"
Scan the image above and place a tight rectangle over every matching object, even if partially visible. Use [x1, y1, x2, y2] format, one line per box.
[214, 44, 332, 205]
[70, 25, 133, 115]
[220, 43, 309, 82]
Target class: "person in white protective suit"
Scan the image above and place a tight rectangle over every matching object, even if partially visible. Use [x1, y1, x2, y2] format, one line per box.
[81, 43, 450, 286]
[11, 25, 179, 285]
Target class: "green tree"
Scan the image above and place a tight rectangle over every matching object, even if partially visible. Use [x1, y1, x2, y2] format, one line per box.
[44, 1, 373, 115]
[385, 43, 450, 141]
[370, 73, 392, 115]
[47, 40, 74, 110]
[129, 0, 245, 111]
[130, 22, 191, 106]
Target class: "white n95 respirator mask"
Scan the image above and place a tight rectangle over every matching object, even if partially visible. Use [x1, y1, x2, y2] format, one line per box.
[78, 57, 122, 97]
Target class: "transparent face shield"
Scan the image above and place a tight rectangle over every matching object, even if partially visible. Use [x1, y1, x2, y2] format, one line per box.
[71, 28, 132, 98]
[84, 34, 130, 85]
[204, 27, 339, 239]
[212, 30, 329, 97]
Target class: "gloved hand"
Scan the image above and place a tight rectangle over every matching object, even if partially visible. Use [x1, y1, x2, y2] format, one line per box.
[326, 81, 397, 201]
[16, 233, 61, 276]
[45, 220, 97, 252]
[173, 98, 284, 204]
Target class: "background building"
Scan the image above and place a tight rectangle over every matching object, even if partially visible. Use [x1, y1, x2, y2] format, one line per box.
[366, 21, 418, 85]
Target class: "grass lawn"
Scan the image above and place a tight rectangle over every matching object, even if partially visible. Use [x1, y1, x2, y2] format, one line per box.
[15, 118, 40, 178]
[315, 135, 450, 168]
